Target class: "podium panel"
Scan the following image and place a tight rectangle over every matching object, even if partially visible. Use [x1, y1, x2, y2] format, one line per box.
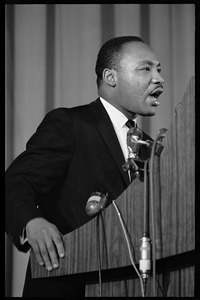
[30, 77, 195, 297]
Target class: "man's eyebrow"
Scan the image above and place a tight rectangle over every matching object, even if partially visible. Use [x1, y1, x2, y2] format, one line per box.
[138, 60, 161, 67]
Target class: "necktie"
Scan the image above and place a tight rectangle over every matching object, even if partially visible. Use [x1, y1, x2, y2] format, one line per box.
[125, 119, 138, 182]
[126, 119, 136, 129]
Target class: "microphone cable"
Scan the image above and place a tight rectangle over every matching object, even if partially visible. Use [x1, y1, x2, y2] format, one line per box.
[96, 214, 102, 297]
[112, 200, 145, 297]
[85, 189, 108, 297]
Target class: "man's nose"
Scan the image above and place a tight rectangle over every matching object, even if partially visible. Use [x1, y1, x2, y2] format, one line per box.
[152, 72, 164, 85]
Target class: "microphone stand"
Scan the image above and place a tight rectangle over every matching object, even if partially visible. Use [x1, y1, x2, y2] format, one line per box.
[148, 128, 168, 297]
[139, 159, 151, 296]
[123, 128, 167, 297]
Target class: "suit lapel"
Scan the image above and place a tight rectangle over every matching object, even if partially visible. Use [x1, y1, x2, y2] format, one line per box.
[89, 99, 130, 186]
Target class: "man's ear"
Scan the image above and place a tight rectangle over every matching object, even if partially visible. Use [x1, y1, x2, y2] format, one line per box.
[102, 69, 117, 87]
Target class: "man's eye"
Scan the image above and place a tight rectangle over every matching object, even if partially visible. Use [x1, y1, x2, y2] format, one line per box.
[157, 68, 162, 73]
[142, 67, 151, 72]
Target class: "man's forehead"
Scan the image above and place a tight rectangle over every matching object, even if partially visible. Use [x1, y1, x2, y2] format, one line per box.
[138, 59, 161, 66]
[124, 42, 155, 55]
[122, 42, 159, 63]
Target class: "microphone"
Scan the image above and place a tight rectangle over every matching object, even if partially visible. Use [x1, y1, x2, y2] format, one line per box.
[155, 128, 168, 141]
[153, 128, 168, 157]
[86, 189, 108, 216]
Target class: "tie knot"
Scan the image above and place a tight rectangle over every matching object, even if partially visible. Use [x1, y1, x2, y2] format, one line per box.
[126, 119, 136, 129]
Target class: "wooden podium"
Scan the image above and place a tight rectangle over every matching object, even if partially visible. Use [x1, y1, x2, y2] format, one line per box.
[30, 77, 195, 297]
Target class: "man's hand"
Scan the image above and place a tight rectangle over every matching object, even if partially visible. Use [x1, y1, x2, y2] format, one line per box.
[26, 217, 65, 271]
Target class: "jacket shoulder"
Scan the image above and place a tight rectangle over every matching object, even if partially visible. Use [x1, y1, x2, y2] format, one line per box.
[42, 98, 100, 122]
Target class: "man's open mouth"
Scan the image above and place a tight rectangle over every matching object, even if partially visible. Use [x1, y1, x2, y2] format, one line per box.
[149, 88, 163, 105]
[149, 88, 163, 100]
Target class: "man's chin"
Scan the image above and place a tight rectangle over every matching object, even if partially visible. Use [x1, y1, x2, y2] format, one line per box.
[139, 110, 156, 117]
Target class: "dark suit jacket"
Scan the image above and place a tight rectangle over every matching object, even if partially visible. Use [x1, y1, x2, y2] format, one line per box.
[5, 98, 151, 252]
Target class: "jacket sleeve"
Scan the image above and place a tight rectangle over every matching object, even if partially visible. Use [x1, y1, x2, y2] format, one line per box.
[5, 108, 74, 252]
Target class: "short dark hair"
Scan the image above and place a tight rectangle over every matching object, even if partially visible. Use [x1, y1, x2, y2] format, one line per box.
[95, 36, 144, 88]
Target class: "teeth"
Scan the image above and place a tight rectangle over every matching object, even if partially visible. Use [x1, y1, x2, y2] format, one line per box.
[150, 95, 157, 100]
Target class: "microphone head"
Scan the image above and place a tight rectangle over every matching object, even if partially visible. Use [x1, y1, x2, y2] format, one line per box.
[86, 189, 108, 216]
[156, 128, 168, 140]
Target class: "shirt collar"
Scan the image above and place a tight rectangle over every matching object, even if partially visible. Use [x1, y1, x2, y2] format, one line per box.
[100, 97, 136, 130]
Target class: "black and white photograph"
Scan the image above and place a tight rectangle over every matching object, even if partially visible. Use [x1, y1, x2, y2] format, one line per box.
[5, 4, 195, 297]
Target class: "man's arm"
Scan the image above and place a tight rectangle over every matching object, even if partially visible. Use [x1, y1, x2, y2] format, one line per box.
[5, 108, 74, 269]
